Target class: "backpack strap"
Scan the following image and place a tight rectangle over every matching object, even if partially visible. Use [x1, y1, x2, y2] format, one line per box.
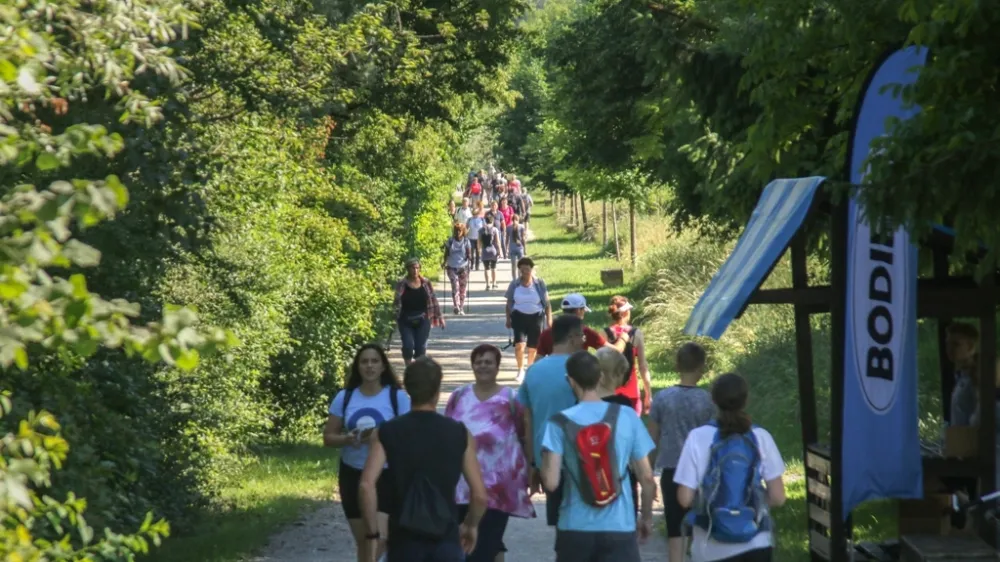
[390, 385, 399, 418]
[342, 388, 354, 417]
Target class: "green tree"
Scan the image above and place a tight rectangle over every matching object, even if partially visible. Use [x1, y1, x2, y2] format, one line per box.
[1, 0, 233, 558]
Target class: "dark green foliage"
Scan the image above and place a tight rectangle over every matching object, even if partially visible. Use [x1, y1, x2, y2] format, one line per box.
[501, 0, 1000, 251]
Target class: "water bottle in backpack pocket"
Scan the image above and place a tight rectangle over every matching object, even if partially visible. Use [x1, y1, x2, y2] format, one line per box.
[686, 422, 771, 543]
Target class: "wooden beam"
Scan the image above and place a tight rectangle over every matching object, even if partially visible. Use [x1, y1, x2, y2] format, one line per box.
[746, 279, 999, 318]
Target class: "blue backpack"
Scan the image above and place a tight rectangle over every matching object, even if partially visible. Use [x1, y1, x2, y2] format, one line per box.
[686, 421, 771, 543]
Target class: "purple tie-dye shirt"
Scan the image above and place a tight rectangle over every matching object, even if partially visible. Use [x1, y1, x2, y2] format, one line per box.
[445, 384, 536, 518]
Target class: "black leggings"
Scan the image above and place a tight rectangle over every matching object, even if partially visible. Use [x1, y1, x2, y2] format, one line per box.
[471, 240, 481, 269]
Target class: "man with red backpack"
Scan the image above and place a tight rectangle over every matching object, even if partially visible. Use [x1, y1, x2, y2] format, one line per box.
[540, 351, 657, 562]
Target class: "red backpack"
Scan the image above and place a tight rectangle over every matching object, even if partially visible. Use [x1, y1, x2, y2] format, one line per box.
[551, 403, 624, 507]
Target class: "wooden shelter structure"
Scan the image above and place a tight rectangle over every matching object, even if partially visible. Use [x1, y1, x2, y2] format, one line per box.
[686, 180, 997, 559]
[684, 45, 1000, 561]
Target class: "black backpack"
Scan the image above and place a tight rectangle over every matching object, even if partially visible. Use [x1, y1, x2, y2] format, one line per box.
[480, 226, 494, 247]
[398, 472, 454, 539]
[604, 326, 638, 383]
[342, 385, 400, 417]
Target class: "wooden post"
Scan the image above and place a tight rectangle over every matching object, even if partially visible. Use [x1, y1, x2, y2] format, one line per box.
[629, 198, 637, 267]
[792, 233, 818, 446]
[828, 200, 852, 561]
[602, 200, 608, 247]
[933, 246, 954, 422]
[611, 199, 621, 261]
[580, 195, 589, 234]
[977, 270, 997, 547]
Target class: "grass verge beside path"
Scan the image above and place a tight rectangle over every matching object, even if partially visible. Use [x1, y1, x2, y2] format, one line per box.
[146, 441, 335, 562]
[527, 204, 644, 333]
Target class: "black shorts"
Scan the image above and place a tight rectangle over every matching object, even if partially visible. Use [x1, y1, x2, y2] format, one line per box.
[483, 259, 497, 270]
[555, 530, 639, 561]
[511, 310, 544, 348]
[660, 468, 685, 538]
[338, 462, 392, 519]
[456, 506, 510, 561]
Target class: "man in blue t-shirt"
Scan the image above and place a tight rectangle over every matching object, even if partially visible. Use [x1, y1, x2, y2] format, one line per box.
[540, 351, 656, 561]
[517, 314, 584, 530]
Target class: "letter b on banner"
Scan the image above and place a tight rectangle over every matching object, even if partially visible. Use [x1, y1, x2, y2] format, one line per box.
[849, 224, 910, 411]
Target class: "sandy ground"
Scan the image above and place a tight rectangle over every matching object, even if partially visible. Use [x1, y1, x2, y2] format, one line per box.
[248, 236, 670, 561]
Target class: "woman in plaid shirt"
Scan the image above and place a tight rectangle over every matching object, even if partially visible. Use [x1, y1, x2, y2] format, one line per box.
[393, 258, 445, 365]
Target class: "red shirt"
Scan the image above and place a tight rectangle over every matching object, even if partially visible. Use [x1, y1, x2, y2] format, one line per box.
[536, 325, 607, 357]
[500, 205, 514, 226]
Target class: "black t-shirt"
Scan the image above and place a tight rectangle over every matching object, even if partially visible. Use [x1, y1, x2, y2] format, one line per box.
[400, 283, 428, 316]
[379, 411, 468, 545]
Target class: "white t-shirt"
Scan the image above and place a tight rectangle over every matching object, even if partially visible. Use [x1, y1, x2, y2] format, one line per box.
[512, 282, 544, 314]
[674, 425, 785, 562]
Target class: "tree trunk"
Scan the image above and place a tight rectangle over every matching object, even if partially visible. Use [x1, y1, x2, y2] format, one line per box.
[570, 192, 577, 226]
[629, 198, 637, 266]
[602, 200, 608, 247]
[611, 199, 621, 261]
[580, 195, 589, 234]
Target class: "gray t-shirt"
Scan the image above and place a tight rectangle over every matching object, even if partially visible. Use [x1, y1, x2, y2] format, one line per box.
[649, 384, 716, 469]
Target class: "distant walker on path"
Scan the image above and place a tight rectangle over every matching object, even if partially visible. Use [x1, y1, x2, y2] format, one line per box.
[394, 258, 445, 365]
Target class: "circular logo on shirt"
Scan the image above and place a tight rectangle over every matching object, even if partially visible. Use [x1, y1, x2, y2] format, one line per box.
[347, 407, 386, 432]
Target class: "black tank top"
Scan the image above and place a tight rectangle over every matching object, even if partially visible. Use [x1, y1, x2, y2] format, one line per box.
[400, 282, 428, 315]
[379, 411, 467, 546]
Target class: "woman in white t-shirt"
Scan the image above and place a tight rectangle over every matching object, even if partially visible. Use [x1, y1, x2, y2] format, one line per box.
[322, 344, 411, 562]
[674, 373, 786, 562]
[503, 257, 552, 383]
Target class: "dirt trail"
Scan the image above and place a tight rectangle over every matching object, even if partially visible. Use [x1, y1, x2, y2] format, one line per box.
[249, 235, 670, 561]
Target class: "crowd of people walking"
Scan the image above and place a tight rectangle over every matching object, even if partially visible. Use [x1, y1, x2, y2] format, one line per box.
[324, 169, 788, 562]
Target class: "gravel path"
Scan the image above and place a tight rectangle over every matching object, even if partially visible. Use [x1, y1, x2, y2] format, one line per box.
[249, 234, 670, 561]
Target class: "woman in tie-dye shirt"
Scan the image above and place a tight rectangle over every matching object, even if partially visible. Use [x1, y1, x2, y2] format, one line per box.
[445, 344, 535, 562]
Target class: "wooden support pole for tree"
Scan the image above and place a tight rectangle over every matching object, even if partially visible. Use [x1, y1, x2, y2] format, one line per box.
[580, 195, 589, 234]
[602, 200, 608, 247]
[611, 199, 621, 261]
[629, 198, 637, 266]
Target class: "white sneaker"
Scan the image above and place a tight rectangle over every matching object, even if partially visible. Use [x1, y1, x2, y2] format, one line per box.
[515, 368, 525, 383]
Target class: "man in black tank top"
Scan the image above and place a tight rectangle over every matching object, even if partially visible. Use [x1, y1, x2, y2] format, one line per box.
[360, 357, 488, 562]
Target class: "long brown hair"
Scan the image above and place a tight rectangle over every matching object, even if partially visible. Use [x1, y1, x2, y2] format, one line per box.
[345, 343, 401, 390]
[712, 372, 751, 436]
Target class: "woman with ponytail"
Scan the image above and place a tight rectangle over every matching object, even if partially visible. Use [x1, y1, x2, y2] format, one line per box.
[673, 373, 787, 562]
